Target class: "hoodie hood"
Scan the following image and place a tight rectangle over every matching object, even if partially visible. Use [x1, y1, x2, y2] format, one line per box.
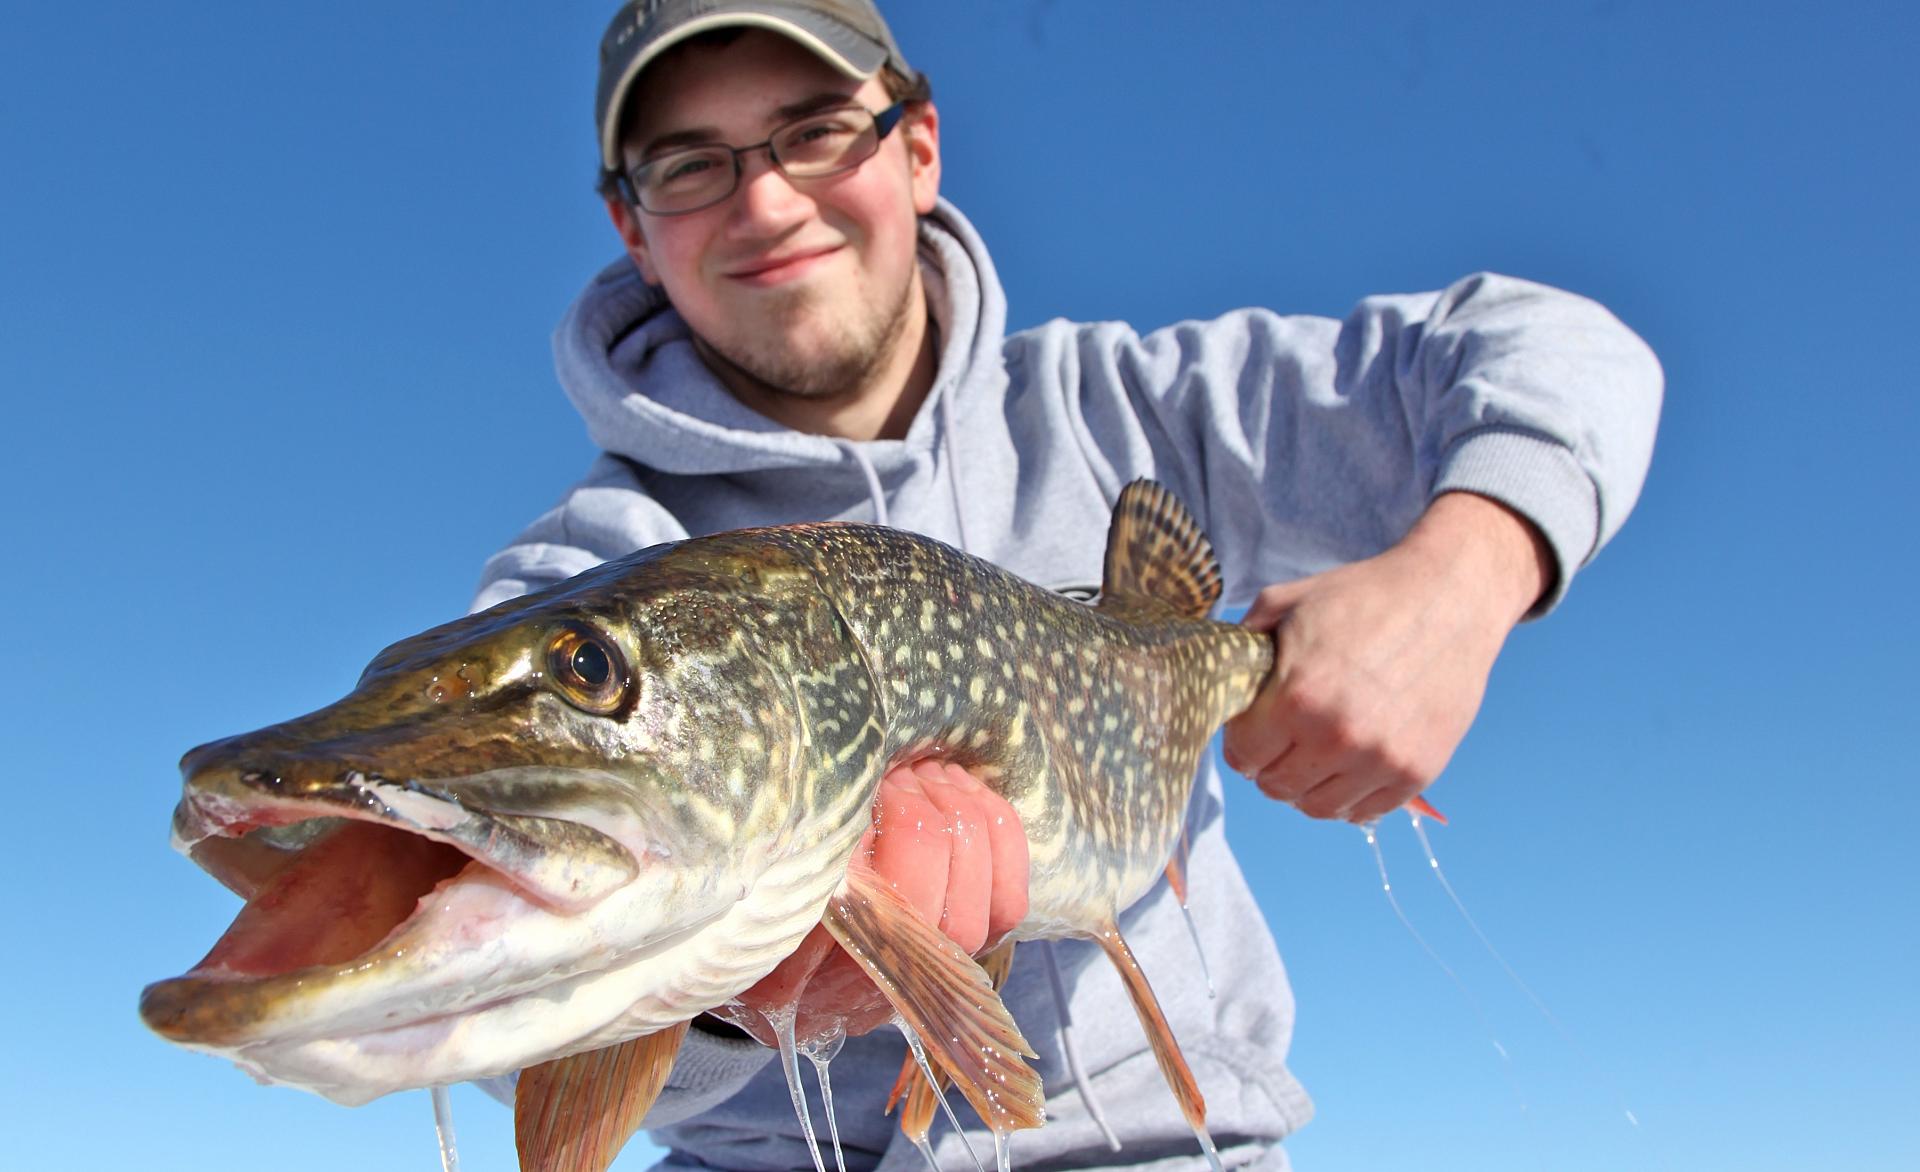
[551, 198, 1008, 481]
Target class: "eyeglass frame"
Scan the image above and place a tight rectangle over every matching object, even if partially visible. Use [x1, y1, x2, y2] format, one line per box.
[608, 100, 910, 216]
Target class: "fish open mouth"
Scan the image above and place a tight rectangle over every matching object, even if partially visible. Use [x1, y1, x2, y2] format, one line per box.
[185, 820, 474, 981]
[140, 769, 643, 1048]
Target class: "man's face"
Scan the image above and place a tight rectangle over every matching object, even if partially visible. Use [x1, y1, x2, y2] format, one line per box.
[607, 31, 941, 399]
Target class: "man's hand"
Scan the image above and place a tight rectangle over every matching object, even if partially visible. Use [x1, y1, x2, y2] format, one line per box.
[1223, 492, 1553, 824]
[723, 760, 1029, 1044]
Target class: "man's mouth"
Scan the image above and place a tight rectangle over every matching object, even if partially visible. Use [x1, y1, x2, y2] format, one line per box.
[724, 244, 843, 287]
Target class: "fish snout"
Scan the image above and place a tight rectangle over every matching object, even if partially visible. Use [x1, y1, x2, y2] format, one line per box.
[172, 749, 641, 914]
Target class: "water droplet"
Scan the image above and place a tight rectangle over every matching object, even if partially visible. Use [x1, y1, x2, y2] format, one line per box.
[429, 1085, 460, 1172]
[771, 1009, 829, 1172]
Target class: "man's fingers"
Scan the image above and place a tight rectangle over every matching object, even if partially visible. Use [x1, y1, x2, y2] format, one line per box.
[868, 768, 950, 927]
[1346, 785, 1416, 825]
[1223, 677, 1296, 778]
[1240, 579, 1311, 633]
[914, 764, 991, 955]
[1294, 773, 1371, 821]
[969, 767, 1029, 941]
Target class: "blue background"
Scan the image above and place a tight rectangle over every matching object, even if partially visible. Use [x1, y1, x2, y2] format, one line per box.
[3, 2, 1915, 1169]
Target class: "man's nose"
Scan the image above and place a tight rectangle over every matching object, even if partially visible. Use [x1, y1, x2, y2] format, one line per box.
[729, 147, 812, 227]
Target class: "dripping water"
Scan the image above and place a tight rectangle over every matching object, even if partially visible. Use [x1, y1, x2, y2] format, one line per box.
[1171, 830, 1216, 999]
[429, 1085, 460, 1172]
[895, 1018, 988, 1172]
[1362, 822, 1534, 1114]
[1406, 813, 1667, 1164]
[1040, 943, 1122, 1151]
[800, 1026, 849, 1172]
[910, 1131, 940, 1172]
[771, 1008, 830, 1172]
[1193, 1121, 1225, 1172]
[992, 1128, 1013, 1172]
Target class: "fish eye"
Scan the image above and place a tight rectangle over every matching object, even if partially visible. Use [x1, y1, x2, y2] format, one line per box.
[546, 623, 629, 715]
[571, 641, 610, 686]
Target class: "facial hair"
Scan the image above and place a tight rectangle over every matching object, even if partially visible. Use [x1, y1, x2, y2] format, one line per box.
[700, 261, 919, 401]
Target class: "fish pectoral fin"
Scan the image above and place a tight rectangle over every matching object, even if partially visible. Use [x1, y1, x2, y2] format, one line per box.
[824, 867, 1045, 1133]
[1091, 919, 1209, 1133]
[886, 938, 1018, 1144]
[513, 1021, 689, 1172]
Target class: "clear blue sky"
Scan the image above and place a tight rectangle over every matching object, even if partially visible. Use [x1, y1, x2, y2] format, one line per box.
[3, 2, 1915, 1170]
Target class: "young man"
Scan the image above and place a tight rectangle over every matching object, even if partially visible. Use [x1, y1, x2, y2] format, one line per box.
[472, 2, 1662, 1168]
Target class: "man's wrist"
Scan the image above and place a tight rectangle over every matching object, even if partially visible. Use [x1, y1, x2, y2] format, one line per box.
[1409, 491, 1555, 625]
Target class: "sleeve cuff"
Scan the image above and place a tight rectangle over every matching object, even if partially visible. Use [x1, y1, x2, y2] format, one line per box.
[1432, 428, 1599, 616]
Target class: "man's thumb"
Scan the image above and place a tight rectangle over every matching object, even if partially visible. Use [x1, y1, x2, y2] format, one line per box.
[1240, 576, 1315, 632]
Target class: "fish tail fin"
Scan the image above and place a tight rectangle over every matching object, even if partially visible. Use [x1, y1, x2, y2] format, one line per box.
[1099, 480, 1223, 620]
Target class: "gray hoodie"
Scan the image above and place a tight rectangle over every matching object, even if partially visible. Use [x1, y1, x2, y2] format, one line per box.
[472, 200, 1661, 1170]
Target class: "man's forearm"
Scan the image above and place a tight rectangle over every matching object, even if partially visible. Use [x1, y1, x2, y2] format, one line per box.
[1404, 491, 1555, 627]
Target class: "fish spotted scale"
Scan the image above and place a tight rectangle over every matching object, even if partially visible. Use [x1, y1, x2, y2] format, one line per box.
[141, 480, 1273, 1172]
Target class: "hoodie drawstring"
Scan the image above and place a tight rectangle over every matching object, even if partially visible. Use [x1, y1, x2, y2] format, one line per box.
[837, 440, 891, 527]
[938, 385, 975, 554]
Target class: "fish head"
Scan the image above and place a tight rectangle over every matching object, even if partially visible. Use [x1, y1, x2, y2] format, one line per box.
[140, 547, 836, 1103]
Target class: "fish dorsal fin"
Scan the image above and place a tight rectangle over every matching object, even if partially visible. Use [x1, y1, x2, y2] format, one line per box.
[824, 866, 1045, 1134]
[514, 1021, 688, 1172]
[1099, 480, 1223, 620]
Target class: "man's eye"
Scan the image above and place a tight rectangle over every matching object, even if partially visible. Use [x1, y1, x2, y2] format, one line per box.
[660, 156, 716, 184]
[790, 119, 857, 145]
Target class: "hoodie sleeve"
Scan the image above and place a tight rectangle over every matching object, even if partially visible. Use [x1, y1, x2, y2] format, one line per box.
[1038, 272, 1662, 613]
[468, 453, 692, 612]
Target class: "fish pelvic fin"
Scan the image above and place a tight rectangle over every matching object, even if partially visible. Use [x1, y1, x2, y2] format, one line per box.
[1099, 480, 1223, 620]
[887, 939, 1018, 1144]
[825, 867, 1044, 1134]
[513, 1021, 688, 1172]
[1091, 919, 1209, 1135]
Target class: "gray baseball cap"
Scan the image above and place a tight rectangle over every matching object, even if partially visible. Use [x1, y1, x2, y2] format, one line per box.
[595, 0, 919, 172]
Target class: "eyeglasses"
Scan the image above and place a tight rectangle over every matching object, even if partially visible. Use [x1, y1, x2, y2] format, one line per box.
[614, 101, 908, 216]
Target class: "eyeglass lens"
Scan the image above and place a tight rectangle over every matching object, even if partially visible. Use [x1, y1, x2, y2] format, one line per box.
[636, 108, 882, 215]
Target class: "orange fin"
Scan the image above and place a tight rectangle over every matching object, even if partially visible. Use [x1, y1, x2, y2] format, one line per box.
[889, 1046, 943, 1145]
[1091, 920, 1208, 1133]
[824, 867, 1044, 1133]
[1407, 795, 1449, 824]
[1098, 480, 1223, 620]
[1165, 827, 1191, 905]
[888, 940, 1020, 1143]
[514, 1021, 688, 1172]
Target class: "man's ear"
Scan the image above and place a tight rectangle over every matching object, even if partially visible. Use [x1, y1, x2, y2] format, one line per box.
[903, 100, 942, 215]
[604, 195, 661, 285]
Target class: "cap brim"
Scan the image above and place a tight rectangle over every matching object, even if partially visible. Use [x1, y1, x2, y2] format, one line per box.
[600, 5, 889, 171]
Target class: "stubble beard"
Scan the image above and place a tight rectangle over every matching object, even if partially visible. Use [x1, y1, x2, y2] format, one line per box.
[700, 267, 918, 402]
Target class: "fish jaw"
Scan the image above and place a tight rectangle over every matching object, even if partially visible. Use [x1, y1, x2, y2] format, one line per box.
[166, 761, 644, 913]
[167, 810, 865, 1105]
[142, 737, 866, 1105]
[141, 740, 752, 1101]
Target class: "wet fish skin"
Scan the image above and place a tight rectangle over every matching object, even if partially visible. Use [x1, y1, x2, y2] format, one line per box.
[141, 480, 1273, 1117]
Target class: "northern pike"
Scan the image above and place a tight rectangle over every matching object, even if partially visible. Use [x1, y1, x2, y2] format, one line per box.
[140, 480, 1279, 1171]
